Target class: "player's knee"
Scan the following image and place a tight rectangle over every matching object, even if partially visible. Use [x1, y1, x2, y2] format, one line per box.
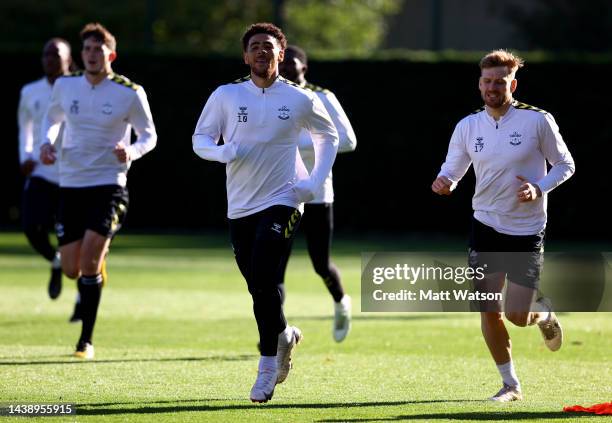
[23, 224, 37, 235]
[313, 260, 336, 279]
[481, 311, 503, 326]
[62, 264, 80, 279]
[23, 224, 44, 240]
[251, 285, 281, 301]
[505, 311, 529, 327]
[313, 264, 330, 279]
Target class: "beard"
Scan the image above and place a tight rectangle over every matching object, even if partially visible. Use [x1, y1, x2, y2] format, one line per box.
[86, 68, 102, 76]
[482, 91, 510, 109]
[251, 61, 276, 79]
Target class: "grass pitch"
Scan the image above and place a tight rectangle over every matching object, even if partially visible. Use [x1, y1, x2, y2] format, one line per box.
[0, 232, 610, 422]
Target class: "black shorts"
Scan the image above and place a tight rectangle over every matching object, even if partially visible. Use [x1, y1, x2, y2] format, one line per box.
[57, 185, 128, 246]
[22, 176, 59, 230]
[468, 216, 545, 288]
[229, 205, 301, 285]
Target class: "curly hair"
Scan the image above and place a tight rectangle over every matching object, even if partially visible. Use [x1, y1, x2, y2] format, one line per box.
[241, 23, 287, 51]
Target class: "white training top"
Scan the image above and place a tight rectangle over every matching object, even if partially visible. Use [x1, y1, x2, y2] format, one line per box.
[42, 73, 157, 188]
[18, 78, 60, 184]
[297, 82, 357, 204]
[193, 75, 339, 219]
[438, 101, 575, 236]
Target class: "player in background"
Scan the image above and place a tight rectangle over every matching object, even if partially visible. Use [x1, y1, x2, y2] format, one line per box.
[40, 23, 157, 359]
[192, 23, 338, 402]
[18, 38, 72, 300]
[432, 49, 574, 402]
[278, 45, 356, 342]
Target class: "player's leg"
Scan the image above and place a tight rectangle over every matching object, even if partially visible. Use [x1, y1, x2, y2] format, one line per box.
[73, 230, 110, 359]
[22, 177, 57, 261]
[229, 214, 256, 285]
[58, 238, 84, 323]
[59, 240, 82, 279]
[73, 185, 128, 359]
[469, 217, 522, 401]
[505, 234, 562, 351]
[248, 206, 302, 402]
[275, 233, 294, 305]
[303, 203, 350, 342]
[56, 187, 89, 322]
[475, 273, 523, 402]
[476, 273, 511, 363]
[504, 280, 537, 327]
[229, 213, 278, 401]
[22, 177, 62, 298]
[252, 206, 301, 350]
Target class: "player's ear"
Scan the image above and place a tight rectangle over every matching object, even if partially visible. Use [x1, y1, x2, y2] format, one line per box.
[243, 51, 249, 65]
[278, 49, 285, 63]
[109, 50, 117, 63]
[510, 78, 518, 93]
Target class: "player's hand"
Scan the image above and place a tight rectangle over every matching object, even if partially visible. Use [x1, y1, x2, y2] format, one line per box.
[20, 159, 37, 176]
[293, 179, 315, 203]
[40, 143, 56, 165]
[432, 176, 453, 195]
[516, 175, 541, 202]
[114, 142, 130, 163]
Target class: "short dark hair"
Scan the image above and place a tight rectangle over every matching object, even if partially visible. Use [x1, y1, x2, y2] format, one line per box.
[241, 23, 287, 51]
[285, 45, 307, 66]
[45, 37, 71, 52]
[80, 22, 116, 51]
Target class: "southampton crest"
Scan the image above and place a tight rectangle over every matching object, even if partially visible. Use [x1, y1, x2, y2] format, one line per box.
[102, 102, 113, 115]
[278, 106, 290, 120]
[509, 131, 522, 146]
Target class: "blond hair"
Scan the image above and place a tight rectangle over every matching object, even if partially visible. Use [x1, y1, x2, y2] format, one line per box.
[479, 49, 524, 74]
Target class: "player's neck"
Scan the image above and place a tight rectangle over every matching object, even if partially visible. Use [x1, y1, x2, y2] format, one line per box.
[85, 68, 112, 86]
[485, 99, 512, 121]
[251, 71, 278, 89]
[46, 73, 64, 85]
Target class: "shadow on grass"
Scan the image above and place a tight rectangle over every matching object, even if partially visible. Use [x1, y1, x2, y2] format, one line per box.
[318, 411, 591, 421]
[0, 354, 256, 366]
[290, 314, 474, 322]
[75, 399, 486, 416]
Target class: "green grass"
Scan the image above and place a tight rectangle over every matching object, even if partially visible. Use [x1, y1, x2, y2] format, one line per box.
[0, 232, 610, 422]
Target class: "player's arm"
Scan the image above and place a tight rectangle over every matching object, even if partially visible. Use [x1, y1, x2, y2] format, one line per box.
[40, 81, 65, 165]
[535, 113, 575, 194]
[116, 87, 158, 163]
[320, 91, 357, 153]
[192, 88, 237, 164]
[17, 87, 36, 175]
[517, 113, 575, 202]
[432, 122, 472, 195]
[295, 94, 339, 202]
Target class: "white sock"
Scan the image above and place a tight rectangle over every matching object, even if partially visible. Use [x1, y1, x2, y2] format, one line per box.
[532, 300, 550, 324]
[497, 361, 520, 388]
[75, 292, 81, 304]
[259, 355, 277, 371]
[52, 252, 61, 269]
[278, 326, 292, 345]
